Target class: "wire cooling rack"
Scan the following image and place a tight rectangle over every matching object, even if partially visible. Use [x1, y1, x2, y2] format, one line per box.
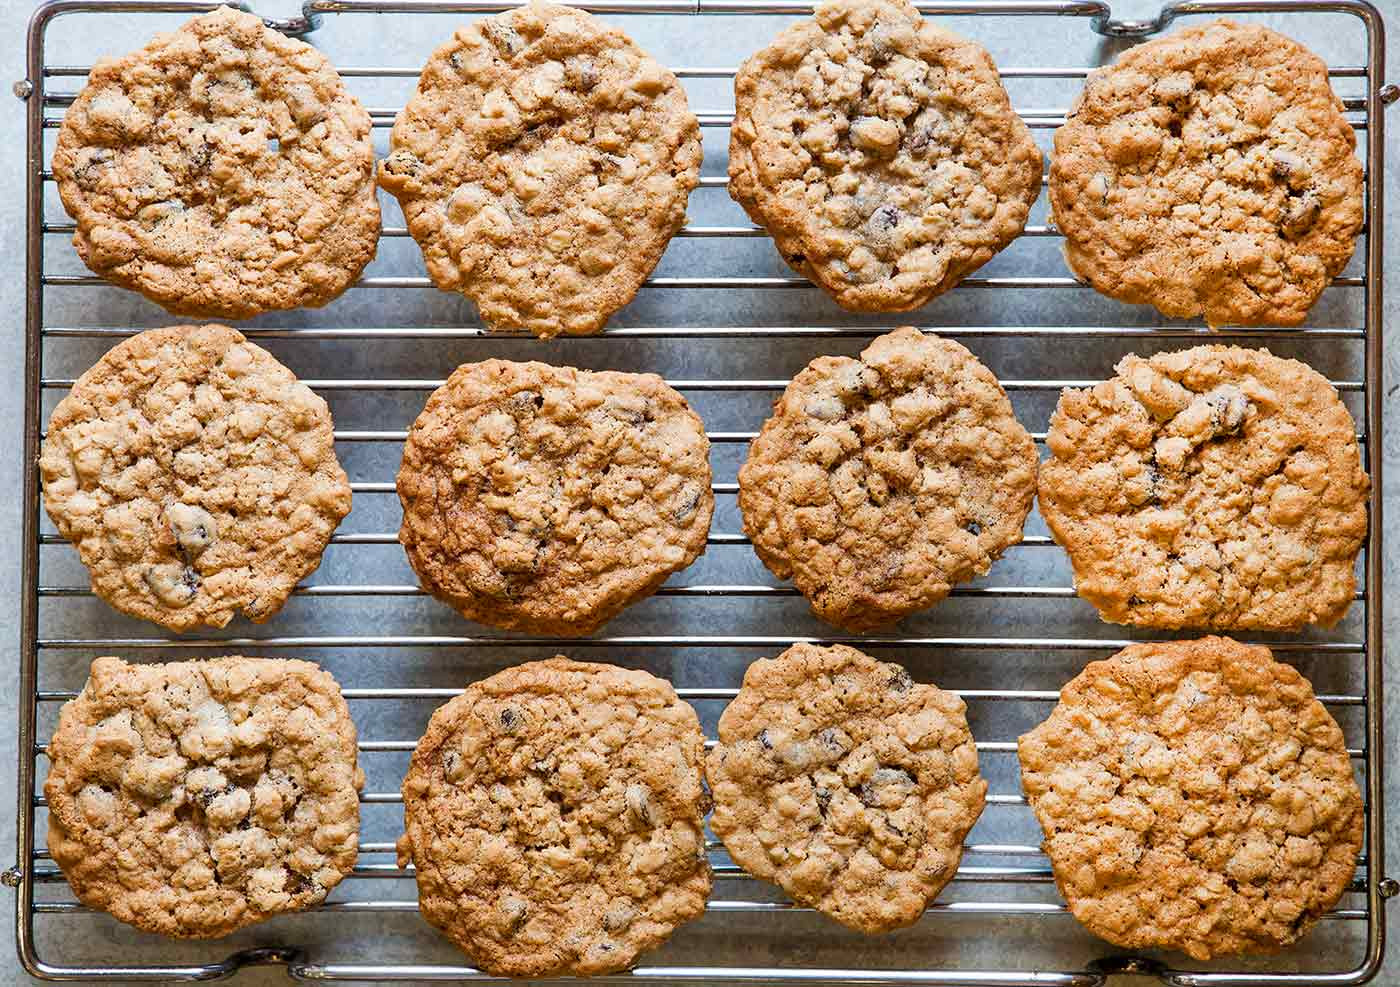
[9, 0, 1397, 982]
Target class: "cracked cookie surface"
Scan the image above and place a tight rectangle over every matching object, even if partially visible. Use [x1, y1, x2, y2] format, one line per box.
[397, 359, 712, 635]
[706, 643, 985, 932]
[379, 2, 701, 337]
[1039, 345, 1368, 630]
[729, 0, 1041, 312]
[45, 655, 363, 939]
[398, 657, 711, 976]
[738, 327, 1037, 630]
[40, 325, 352, 631]
[1049, 20, 1363, 326]
[52, 7, 380, 320]
[1018, 637, 1362, 959]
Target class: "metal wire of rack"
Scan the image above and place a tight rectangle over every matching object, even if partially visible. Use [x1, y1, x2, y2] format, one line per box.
[10, 0, 1396, 983]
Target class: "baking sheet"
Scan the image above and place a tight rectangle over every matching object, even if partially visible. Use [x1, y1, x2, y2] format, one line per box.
[20, 3, 1380, 982]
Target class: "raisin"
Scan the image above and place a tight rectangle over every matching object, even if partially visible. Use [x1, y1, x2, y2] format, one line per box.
[817, 727, 850, 758]
[673, 487, 702, 523]
[887, 666, 913, 692]
[871, 204, 901, 230]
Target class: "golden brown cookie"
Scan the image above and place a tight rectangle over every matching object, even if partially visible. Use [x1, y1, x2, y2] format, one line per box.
[39, 325, 353, 631]
[1049, 20, 1363, 326]
[729, 0, 1042, 311]
[397, 359, 713, 635]
[1039, 345, 1368, 630]
[707, 644, 986, 932]
[45, 656, 363, 939]
[52, 7, 380, 319]
[1018, 637, 1362, 959]
[398, 657, 711, 977]
[738, 327, 1037, 630]
[379, 2, 701, 337]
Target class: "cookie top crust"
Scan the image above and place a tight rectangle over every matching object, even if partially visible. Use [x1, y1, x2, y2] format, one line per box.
[39, 325, 353, 631]
[1018, 636, 1362, 959]
[1038, 345, 1368, 630]
[379, 2, 701, 337]
[396, 359, 713, 636]
[728, 0, 1042, 312]
[398, 657, 711, 977]
[1049, 19, 1363, 327]
[738, 327, 1037, 630]
[52, 7, 380, 320]
[706, 644, 985, 932]
[45, 656, 363, 939]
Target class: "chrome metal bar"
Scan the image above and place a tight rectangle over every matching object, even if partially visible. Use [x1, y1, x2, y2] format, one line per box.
[316, 428, 1367, 444]
[38, 221, 1066, 238]
[25, 862, 1069, 883]
[30, 688, 1369, 704]
[301, 0, 1105, 15]
[85, 93, 1349, 116]
[24, 840, 1049, 857]
[11, 0, 64, 980]
[295, 964, 1097, 986]
[310, 479, 751, 493]
[27, 531, 1054, 546]
[30, 737, 1369, 758]
[25, 900, 1372, 920]
[34, 582, 1105, 599]
[38, 111, 1375, 130]
[31, 530, 1372, 552]
[26, 861, 1379, 893]
[32, 635, 1366, 651]
[35, 61, 1375, 78]
[34, 377, 1371, 392]
[25, 841, 1074, 860]
[35, 324, 1371, 339]
[1352, 5, 1392, 987]
[38, 272, 1373, 289]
